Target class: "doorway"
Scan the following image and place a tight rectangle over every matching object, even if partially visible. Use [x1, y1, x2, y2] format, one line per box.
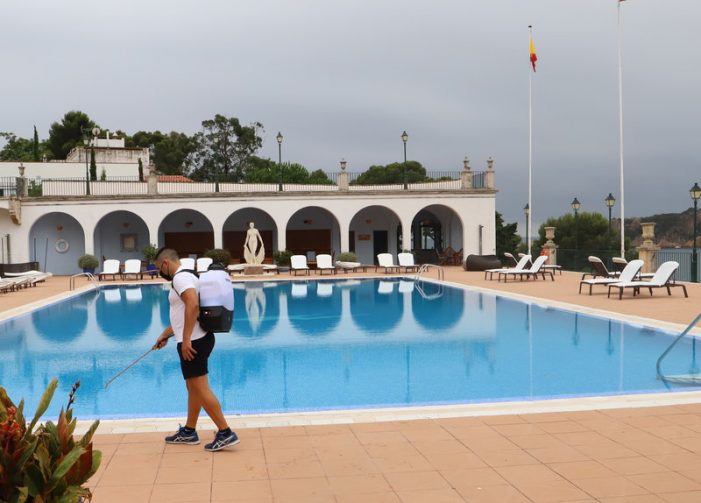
[373, 230, 388, 263]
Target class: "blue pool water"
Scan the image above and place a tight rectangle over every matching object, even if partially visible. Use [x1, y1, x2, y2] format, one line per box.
[0, 279, 699, 420]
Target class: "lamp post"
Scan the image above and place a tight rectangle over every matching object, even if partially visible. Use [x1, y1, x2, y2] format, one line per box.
[523, 203, 530, 248]
[690, 182, 701, 283]
[276, 132, 283, 191]
[401, 130, 408, 190]
[605, 193, 616, 253]
[82, 137, 90, 196]
[571, 197, 581, 270]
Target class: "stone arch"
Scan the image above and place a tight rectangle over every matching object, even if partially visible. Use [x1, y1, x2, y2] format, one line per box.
[158, 208, 214, 258]
[93, 210, 150, 265]
[28, 212, 85, 275]
[285, 206, 341, 259]
[410, 204, 464, 264]
[348, 205, 403, 265]
[222, 208, 278, 264]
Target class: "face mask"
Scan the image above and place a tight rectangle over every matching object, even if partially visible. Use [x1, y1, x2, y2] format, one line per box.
[159, 263, 173, 281]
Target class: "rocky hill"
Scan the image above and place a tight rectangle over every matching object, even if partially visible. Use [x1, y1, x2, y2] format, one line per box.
[622, 208, 700, 248]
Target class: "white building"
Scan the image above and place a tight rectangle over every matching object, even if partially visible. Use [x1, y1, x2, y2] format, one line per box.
[0, 159, 497, 275]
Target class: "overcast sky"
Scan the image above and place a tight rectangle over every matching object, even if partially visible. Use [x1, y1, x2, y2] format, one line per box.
[1, 0, 699, 232]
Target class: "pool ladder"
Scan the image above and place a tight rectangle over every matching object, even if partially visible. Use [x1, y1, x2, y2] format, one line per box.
[414, 263, 444, 282]
[656, 312, 701, 385]
[69, 272, 97, 291]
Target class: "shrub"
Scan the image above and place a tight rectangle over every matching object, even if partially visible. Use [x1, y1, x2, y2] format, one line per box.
[337, 252, 358, 262]
[77, 254, 98, 269]
[273, 249, 293, 267]
[142, 244, 158, 263]
[204, 248, 232, 266]
[0, 378, 101, 502]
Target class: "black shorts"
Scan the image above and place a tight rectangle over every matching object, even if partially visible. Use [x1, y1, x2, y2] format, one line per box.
[177, 332, 214, 380]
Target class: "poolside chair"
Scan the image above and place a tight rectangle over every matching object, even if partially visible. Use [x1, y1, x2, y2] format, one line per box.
[291, 255, 310, 275]
[122, 259, 143, 280]
[262, 264, 279, 275]
[503, 252, 519, 267]
[377, 280, 395, 294]
[517, 253, 534, 268]
[315, 254, 336, 275]
[180, 257, 196, 270]
[608, 261, 687, 300]
[398, 252, 419, 272]
[498, 254, 552, 282]
[197, 257, 213, 273]
[98, 259, 121, 281]
[612, 256, 654, 280]
[317, 282, 333, 297]
[0, 276, 31, 292]
[484, 254, 531, 280]
[579, 259, 643, 295]
[227, 264, 246, 275]
[377, 253, 400, 273]
[4, 270, 53, 284]
[581, 256, 620, 280]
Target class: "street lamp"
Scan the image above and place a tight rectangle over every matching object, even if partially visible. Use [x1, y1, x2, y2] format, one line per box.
[571, 197, 581, 269]
[401, 130, 408, 190]
[276, 132, 283, 192]
[690, 182, 701, 283]
[523, 203, 530, 249]
[82, 127, 100, 195]
[605, 193, 616, 252]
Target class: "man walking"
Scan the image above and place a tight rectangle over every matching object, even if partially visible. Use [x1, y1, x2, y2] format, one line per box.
[153, 247, 238, 451]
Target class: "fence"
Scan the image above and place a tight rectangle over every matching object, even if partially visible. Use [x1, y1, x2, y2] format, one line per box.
[656, 249, 700, 282]
[555, 249, 621, 273]
[0, 177, 18, 197]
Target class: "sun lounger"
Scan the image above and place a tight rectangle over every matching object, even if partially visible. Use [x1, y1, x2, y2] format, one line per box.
[315, 254, 336, 275]
[503, 252, 519, 267]
[291, 255, 310, 275]
[377, 253, 400, 273]
[608, 261, 687, 299]
[582, 256, 620, 280]
[263, 264, 279, 274]
[485, 254, 531, 280]
[122, 259, 143, 280]
[612, 256, 654, 280]
[579, 259, 642, 295]
[98, 259, 121, 281]
[0, 276, 31, 292]
[498, 255, 552, 282]
[398, 252, 419, 272]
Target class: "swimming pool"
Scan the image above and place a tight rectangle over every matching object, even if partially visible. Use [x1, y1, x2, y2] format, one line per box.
[0, 278, 698, 420]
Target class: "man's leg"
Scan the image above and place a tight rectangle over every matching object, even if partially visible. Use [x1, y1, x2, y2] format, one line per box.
[185, 380, 202, 430]
[187, 374, 228, 431]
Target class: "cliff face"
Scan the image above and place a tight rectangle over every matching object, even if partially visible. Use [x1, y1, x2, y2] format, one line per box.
[621, 208, 700, 248]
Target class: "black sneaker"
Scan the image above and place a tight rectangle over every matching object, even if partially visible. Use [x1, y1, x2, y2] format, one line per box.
[165, 425, 200, 445]
[204, 429, 239, 452]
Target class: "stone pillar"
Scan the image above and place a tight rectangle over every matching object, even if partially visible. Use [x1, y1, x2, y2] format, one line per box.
[542, 226, 558, 265]
[147, 165, 158, 195]
[339, 218, 349, 253]
[637, 222, 659, 273]
[16, 163, 28, 197]
[485, 157, 495, 189]
[460, 157, 473, 190]
[338, 159, 349, 192]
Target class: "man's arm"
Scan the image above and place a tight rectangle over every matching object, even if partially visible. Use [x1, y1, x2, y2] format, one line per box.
[179, 288, 200, 360]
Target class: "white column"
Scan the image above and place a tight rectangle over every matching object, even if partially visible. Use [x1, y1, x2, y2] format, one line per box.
[401, 216, 412, 253]
[275, 216, 287, 251]
[339, 217, 349, 253]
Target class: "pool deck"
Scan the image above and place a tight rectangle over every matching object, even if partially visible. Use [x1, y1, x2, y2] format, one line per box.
[4, 269, 701, 502]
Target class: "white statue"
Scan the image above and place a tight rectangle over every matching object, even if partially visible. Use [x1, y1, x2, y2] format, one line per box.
[243, 222, 265, 264]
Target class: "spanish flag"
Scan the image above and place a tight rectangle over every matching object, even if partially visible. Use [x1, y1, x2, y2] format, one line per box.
[530, 37, 537, 72]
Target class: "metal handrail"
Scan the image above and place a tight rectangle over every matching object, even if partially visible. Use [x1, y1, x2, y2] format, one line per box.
[414, 263, 444, 282]
[69, 272, 96, 291]
[656, 312, 701, 385]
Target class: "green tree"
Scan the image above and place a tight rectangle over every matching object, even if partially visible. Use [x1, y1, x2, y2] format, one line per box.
[138, 158, 144, 181]
[47, 111, 97, 160]
[352, 161, 427, 185]
[496, 212, 521, 257]
[189, 114, 263, 181]
[32, 125, 39, 161]
[0, 132, 34, 161]
[89, 147, 97, 181]
[154, 132, 195, 174]
[244, 157, 333, 184]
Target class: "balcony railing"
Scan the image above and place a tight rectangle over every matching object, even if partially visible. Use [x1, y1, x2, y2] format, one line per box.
[3, 170, 491, 198]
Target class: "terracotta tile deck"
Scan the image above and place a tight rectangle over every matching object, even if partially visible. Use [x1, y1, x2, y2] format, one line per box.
[3, 267, 701, 502]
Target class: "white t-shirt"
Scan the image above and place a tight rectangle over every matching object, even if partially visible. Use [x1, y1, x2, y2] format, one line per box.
[168, 266, 207, 343]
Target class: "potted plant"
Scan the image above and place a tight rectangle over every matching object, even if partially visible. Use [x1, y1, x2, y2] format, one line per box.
[143, 243, 159, 276]
[273, 249, 293, 272]
[77, 254, 99, 274]
[337, 251, 358, 262]
[204, 248, 232, 268]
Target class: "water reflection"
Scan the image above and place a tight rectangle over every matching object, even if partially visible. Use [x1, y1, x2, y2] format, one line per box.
[350, 279, 403, 333]
[232, 282, 280, 338]
[286, 281, 342, 336]
[96, 287, 152, 340]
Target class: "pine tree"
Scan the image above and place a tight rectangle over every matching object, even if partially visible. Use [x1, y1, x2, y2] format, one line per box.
[89, 147, 97, 181]
[138, 158, 144, 182]
[33, 125, 39, 161]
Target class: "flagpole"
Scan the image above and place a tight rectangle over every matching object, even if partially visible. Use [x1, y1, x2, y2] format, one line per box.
[617, 1, 625, 258]
[528, 25, 533, 257]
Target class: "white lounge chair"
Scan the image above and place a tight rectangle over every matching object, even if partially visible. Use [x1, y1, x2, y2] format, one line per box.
[484, 254, 531, 280]
[0, 276, 31, 292]
[197, 257, 213, 272]
[377, 253, 400, 273]
[608, 261, 687, 300]
[581, 256, 621, 281]
[498, 255, 552, 282]
[122, 259, 143, 280]
[579, 259, 643, 295]
[262, 264, 279, 274]
[227, 264, 247, 275]
[503, 252, 519, 267]
[180, 257, 196, 270]
[291, 255, 310, 276]
[398, 252, 419, 272]
[315, 254, 336, 275]
[99, 259, 121, 281]
[612, 256, 654, 280]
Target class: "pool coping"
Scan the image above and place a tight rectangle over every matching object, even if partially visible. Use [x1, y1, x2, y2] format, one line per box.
[6, 276, 701, 434]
